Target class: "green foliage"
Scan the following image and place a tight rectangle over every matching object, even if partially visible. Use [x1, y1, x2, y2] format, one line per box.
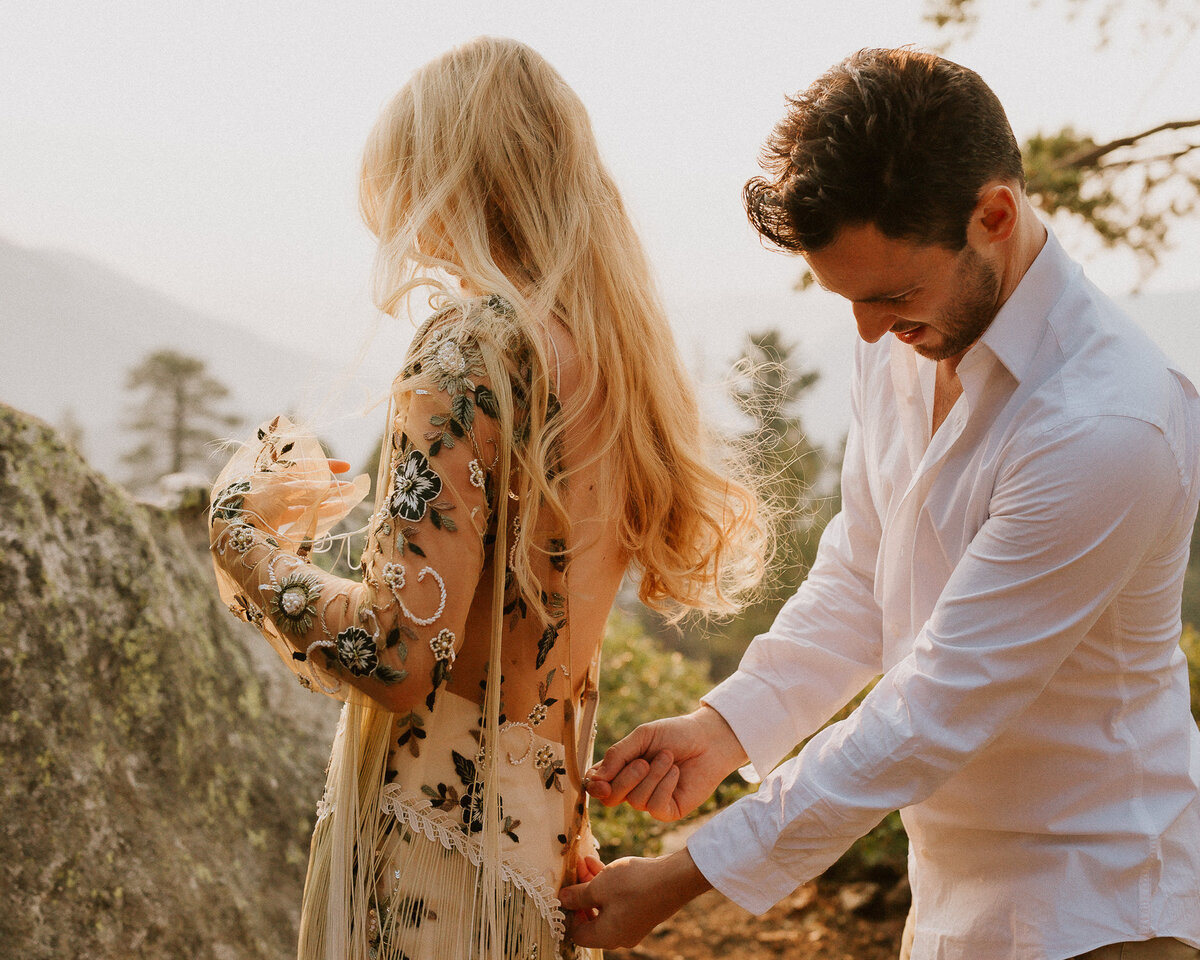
[1182, 624, 1200, 728]
[672, 331, 836, 680]
[590, 613, 719, 859]
[925, 0, 1200, 283]
[121, 349, 240, 490]
[925, 0, 1198, 43]
[830, 811, 910, 881]
[1024, 122, 1200, 281]
[1181, 517, 1200, 635]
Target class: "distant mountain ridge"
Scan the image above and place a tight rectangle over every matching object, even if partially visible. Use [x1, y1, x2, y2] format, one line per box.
[0, 237, 397, 483]
[3, 237, 1197, 480]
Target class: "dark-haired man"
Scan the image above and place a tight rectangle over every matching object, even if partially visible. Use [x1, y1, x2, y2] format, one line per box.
[561, 49, 1200, 959]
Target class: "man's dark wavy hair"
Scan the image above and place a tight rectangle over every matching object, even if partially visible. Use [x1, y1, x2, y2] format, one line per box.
[744, 48, 1024, 253]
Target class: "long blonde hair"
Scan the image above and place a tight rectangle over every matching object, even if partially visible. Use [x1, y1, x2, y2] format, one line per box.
[359, 36, 766, 618]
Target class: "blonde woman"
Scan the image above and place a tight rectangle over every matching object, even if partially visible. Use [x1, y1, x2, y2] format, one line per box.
[209, 37, 765, 960]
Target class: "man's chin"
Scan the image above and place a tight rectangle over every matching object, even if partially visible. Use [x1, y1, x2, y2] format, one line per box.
[912, 337, 977, 362]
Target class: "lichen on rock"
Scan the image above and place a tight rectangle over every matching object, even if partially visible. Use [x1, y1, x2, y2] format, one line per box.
[0, 403, 338, 959]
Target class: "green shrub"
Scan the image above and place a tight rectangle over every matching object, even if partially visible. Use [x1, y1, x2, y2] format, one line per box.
[591, 613, 715, 859]
[1183, 624, 1200, 727]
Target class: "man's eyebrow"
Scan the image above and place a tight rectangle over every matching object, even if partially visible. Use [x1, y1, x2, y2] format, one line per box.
[855, 286, 919, 304]
[806, 269, 918, 303]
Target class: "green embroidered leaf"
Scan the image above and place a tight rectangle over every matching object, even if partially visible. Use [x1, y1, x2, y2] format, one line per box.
[451, 750, 477, 787]
[398, 895, 428, 929]
[475, 385, 499, 419]
[440, 514, 457, 532]
[398, 624, 418, 654]
[373, 664, 408, 685]
[429, 414, 447, 427]
[428, 439, 442, 457]
[452, 392, 474, 430]
[448, 417, 465, 438]
[543, 761, 565, 792]
[408, 541, 427, 558]
[535, 623, 558, 669]
[430, 510, 443, 530]
[397, 710, 426, 755]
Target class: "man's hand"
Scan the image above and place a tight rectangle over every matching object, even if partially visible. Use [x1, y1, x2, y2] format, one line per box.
[584, 705, 749, 821]
[559, 850, 712, 949]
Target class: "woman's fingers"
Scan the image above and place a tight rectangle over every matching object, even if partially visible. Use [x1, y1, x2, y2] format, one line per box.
[575, 854, 605, 884]
[328, 458, 351, 474]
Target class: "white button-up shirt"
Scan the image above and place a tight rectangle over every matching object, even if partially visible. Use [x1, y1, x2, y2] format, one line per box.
[689, 229, 1200, 959]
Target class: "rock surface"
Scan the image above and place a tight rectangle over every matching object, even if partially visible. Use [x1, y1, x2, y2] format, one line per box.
[0, 403, 339, 959]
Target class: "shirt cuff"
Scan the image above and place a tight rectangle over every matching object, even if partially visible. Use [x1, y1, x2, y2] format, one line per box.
[702, 672, 800, 781]
[686, 800, 801, 916]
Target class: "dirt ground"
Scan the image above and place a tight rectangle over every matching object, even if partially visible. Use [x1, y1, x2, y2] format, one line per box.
[603, 879, 906, 960]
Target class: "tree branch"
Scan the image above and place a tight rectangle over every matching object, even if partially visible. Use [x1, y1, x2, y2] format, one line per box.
[1063, 118, 1200, 169]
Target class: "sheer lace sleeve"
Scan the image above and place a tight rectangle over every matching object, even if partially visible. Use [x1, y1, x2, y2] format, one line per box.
[209, 306, 504, 714]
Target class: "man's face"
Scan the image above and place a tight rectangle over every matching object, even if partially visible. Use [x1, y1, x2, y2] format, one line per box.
[804, 223, 1002, 363]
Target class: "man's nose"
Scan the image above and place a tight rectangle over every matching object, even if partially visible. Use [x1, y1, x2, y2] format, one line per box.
[852, 302, 895, 343]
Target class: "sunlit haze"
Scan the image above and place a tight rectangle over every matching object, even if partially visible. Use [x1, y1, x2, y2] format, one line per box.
[3, 0, 1197, 452]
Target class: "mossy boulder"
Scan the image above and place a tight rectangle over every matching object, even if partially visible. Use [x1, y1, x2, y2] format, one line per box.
[0, 403, 339, 959]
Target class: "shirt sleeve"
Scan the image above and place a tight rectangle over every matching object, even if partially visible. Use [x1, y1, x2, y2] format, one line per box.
[689, 412, 1185, 914]
[209, 320, 502, 715]
[703, 348, 886, 779]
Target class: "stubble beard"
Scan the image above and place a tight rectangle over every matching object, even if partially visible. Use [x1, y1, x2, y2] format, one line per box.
[913, 249, 1003, 362]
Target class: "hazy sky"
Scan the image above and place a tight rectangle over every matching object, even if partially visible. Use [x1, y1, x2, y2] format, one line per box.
[3, 0, 1198, 394]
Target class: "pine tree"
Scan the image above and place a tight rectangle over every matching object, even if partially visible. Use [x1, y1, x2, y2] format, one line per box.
[670, 331, 836, 680]
[121, 350, 240, 490]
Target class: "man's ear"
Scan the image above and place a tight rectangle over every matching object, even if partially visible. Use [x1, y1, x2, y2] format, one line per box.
[969, 182, 1019, 248]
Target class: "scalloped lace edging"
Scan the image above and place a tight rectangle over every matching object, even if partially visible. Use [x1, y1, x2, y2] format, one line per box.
[378, 783, 567, 941]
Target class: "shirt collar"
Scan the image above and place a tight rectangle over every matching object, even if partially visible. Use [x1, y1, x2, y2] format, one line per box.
[963, 224, 1078, 384]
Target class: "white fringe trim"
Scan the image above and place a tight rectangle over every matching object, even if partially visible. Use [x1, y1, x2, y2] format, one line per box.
[366, 783, 567, 941]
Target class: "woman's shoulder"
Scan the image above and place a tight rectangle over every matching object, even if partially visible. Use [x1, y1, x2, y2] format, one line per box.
[403, 294, 583, 390]
[410, 294, 515, 350]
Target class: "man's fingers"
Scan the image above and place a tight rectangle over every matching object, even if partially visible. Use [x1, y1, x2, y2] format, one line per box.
[600, 758, 651, 807]
[623, 751, 675, 812]
[645, 764, 682, 821]
[587, 725, 656, 785]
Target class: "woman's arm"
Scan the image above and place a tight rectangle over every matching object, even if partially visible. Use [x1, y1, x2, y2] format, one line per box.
[210, 320, 504, 714]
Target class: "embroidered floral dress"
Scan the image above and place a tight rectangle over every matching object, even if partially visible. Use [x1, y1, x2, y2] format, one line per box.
[209, 296, 615, 960]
